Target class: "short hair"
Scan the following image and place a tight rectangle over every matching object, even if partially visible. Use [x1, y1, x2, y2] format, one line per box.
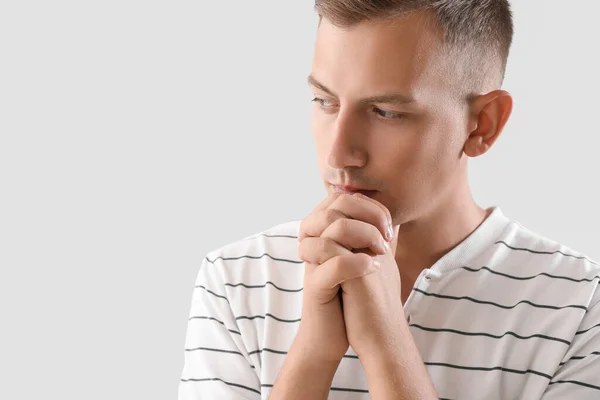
[314, 0, 514, 99]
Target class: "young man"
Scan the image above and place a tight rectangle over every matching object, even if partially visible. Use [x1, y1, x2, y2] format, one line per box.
[179, 1, 600, 399]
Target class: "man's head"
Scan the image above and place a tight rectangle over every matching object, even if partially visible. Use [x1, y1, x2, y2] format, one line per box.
[309, 0, 514, 225]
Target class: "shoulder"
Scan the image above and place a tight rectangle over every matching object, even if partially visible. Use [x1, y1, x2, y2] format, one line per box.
[495, 217, 599, 278]
[487, 215, 600, 311]
[204, 219, 302, 265]
[197, 220, 305, 356]
[199, 219, 304, 293]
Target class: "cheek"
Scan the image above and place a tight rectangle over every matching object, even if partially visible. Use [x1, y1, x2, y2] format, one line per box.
[377, 124, 457, 193]
[311, 108, 329, 140]
[416, 130, 465, 203]
[420, 132, 460, 181]
[376, 128, 431, 177]
[311, 112, 331, 171]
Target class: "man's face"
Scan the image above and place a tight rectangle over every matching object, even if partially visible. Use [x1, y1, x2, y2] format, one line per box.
[310, 15, 471, 224]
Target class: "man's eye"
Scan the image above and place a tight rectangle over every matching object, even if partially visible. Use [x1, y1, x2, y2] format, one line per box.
[312, 97, 335, 109]
[373, 107, 404, 119]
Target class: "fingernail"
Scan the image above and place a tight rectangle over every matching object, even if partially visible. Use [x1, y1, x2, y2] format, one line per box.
[387, 225, 393, 241]
[373, 258, 381, 269]
[383, 240, 390, 253]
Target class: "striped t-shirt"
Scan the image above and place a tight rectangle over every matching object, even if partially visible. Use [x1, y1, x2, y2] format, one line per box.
[178, 207, 600, 399]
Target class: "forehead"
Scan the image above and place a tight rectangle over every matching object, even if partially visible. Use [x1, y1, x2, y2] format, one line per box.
[311, 14, 447, 101]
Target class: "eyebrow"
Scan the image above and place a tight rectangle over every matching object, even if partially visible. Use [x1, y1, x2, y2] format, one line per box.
[307, 74, 417, 105]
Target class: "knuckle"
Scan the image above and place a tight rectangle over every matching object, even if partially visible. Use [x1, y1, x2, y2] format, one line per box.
[353, 252, 372, 271]
[299, 221, 307, 237]
[315, 237, 329, 254]
[333, 216, 349, 233]
[297, 238, 309, 260]
[299, 237, 332, 263]
[358, 252, 373, 265]
[324, 208, 341, 225]
[371, 223, 384, 242]
[299, 216, 311, 235]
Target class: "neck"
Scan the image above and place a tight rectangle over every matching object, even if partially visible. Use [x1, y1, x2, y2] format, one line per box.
[391, 178, 491, 286]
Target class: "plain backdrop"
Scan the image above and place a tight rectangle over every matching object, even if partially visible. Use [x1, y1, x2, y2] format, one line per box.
[0, 1, 598, 399]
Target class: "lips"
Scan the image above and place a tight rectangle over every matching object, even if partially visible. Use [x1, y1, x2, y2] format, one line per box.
[332, 185, 378, 196]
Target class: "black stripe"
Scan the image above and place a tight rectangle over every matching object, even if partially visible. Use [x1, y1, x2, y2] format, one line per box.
[236, 313, 302, 324]
[461, 265, 600, 283]
[413, 288, 587, 311]
[206, 254, 303, 265]
[188, 316, 241, 335]
[248, 348, 288, 356]
[184, 347, 256, 369]
[225, 281, 303, 293]
[195, 285, 230, 303]
[247, 348, 359, 360]
[330, 387, 369, 393]
[576, 323, 600, 335]
[245, 233, 298, 240]
[549, 379, 600, 391]
[260, 384, 368, 393]
[424, 362, 552, 380]
[409, 323, 571, 346]
[559, 351, 600, 366]
[495, 241, 599, 266]
[181, 377, 261, 395]
[185, 346, 244, 356]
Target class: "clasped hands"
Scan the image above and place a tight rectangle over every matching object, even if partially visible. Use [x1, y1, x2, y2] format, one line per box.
[296, 191, 405, 363]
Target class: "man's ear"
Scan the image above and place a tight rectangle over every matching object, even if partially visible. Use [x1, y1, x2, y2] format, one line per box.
[464, 90, 513, 158]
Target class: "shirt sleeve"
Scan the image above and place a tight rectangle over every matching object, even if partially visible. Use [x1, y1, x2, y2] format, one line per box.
[542, 284, 600, 399]
[178, 256, 261, 399]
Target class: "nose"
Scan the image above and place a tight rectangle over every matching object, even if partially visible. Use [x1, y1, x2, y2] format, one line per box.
[327, 108, 368, 170]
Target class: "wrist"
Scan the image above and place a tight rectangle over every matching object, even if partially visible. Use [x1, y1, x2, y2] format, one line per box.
[292, 328, 347, 367]
[292, 325, 350, 367]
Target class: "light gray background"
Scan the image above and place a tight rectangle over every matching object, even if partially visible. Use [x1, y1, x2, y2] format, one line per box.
[0, 1, 598, 399]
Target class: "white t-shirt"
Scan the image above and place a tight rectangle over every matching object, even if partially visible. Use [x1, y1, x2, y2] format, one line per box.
[178, 207, 600, 399]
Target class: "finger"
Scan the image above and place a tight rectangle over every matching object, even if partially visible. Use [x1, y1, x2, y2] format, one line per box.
[313, 191, 343, 213]
[299, 207, 347, 242]
[329, 193, 393, 242]
[298, 236, 352, 265]
[311, 252, 380, 290]
[300, 193, 390, 242]
[321, 218, 388, 255]
[298, 192, 343, 241]
[353, 192, 393, 229]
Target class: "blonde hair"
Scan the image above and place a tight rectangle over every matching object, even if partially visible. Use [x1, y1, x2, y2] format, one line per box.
[314, 0, 514, 97]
